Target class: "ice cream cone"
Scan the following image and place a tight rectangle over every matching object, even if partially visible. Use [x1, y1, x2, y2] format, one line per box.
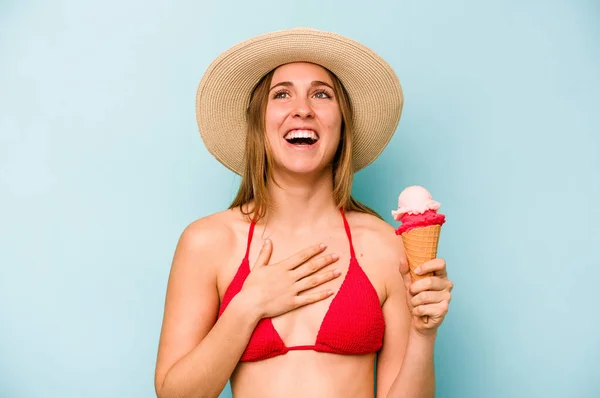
[392, 186, 447, 325]
[400, 224, 441, 281]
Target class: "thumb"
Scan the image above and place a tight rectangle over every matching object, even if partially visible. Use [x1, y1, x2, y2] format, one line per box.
[400, 263, 413, 292]
[254, 239, 273, 268]
[396, 237, 409, 275]
[396, 238, 412, 289]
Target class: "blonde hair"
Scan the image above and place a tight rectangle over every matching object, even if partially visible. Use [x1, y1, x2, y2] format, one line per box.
[229, 66, 381, 222]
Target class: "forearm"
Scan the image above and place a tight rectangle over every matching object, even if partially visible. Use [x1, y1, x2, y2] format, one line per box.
[387, 328, 436, 398]
[158, 295, 260, 398]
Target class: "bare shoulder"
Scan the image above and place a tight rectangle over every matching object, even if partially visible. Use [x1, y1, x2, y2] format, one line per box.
[346, 211, 406, 267]
[180, 209, 237, 248]
[174, 207, 246, 274]
[346, 211, 408, 297]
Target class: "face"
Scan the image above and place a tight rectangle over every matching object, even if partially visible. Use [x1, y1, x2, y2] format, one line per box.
[264, 62, 343, 176]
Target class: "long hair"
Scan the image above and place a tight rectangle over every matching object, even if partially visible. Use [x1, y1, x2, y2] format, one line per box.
[229, 66, 381, 222]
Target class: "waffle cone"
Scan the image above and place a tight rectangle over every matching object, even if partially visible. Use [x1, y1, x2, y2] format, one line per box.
[401, 224, 441, 281]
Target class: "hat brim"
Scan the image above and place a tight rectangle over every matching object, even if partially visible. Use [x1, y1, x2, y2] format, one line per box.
[196, 27, 403, 175]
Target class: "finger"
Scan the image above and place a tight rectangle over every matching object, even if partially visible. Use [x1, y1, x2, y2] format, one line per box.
[293, 253, 340, 278]
[409, 277, 452, 296]
[402, 272, 413, 295]
[414, 258, 447, 278]
[293, 289, 335, 308]
[411, 290, 451, 307]
[254, 239, 273, 268]
[412, 301, 449, 319]
[295, 268, 342, 293]
[284, 243, 328, 270]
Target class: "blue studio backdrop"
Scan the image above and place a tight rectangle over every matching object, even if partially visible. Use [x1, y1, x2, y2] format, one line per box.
[1, 0, 599, 397]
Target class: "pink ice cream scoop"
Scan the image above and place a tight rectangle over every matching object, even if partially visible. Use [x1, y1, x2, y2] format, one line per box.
[392, 185, 442, 220]
[392, 186, 446, 234]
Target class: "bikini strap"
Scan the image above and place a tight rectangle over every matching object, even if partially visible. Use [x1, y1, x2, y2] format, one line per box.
[244, 220, 256, 261]
[339, 208, 356, 259]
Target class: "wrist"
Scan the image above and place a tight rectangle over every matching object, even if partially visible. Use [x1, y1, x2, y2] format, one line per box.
[410, 324, 438, 343]
[228, 292, 263, 326]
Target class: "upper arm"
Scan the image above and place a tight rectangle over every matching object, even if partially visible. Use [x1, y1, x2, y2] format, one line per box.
[154, 217, 232, 393]
[376, 232, 412, 397]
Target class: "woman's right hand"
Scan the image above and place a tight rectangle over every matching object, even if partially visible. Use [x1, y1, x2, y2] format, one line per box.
[240, 239, 341, 319]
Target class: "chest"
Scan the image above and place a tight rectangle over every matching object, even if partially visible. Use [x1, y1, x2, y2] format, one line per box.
[245, 229, 386, 347]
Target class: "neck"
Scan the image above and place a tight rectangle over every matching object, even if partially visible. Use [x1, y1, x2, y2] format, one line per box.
[261, 167, 340, 235]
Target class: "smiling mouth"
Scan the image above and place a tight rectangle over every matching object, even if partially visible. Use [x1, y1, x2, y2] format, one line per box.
[284, 129, 319, 146]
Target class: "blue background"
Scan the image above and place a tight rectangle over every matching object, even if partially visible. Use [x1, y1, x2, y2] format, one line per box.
[1, 0, 599, 397]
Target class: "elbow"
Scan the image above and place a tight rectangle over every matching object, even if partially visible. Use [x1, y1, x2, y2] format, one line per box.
[155, 367, 221, 398]
[155, 381, 183, 398]
[155, 378, 168, 398]
[155, 374, 177, 398]
[154, 385, 181, 398]
[155, 380, 214, 398]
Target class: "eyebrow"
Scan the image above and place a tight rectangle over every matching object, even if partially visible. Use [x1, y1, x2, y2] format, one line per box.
[269, 80, 334, 92]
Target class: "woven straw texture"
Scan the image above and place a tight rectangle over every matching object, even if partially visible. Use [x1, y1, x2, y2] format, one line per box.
[401, 225, 441, 281]
[196, 27, 403, 175]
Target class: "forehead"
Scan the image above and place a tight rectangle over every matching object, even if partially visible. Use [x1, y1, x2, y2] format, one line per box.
[270, 62, 333, 85]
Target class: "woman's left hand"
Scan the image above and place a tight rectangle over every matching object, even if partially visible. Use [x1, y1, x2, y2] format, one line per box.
[400, 258, 453, 336]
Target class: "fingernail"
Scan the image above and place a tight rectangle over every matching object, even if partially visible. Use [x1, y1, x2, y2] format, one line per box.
[333, 269, 341, 276]
[320, 243, 326, 249]
[331, 254, 339, 260]
[414, 267, 421, 275]
[264, 239, 270, 245]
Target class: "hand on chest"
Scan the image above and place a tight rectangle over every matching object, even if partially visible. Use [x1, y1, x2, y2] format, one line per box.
[248, 229, 384, 348]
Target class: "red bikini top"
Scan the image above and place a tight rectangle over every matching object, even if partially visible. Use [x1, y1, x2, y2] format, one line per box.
[218, 209, 386, 362]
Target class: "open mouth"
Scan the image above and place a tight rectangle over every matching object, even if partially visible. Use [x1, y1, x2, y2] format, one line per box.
[284, 129, 319, 146]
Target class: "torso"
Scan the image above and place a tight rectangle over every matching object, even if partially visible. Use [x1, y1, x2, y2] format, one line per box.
[212, 207, 398, 398]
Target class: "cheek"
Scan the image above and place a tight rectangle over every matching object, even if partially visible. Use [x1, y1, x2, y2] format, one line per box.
[323, 108, 343, 137]
[330, 112, 343, 151]
[265, 103, 288, 122]
[264, 105, 281, 140]
[322, 104, 342, 127]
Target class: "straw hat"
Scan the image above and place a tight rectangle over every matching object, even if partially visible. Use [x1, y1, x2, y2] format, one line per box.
[195, 27, 403, 175]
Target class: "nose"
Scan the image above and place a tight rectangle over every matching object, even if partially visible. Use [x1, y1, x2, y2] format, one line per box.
[292, 96, 314, 119]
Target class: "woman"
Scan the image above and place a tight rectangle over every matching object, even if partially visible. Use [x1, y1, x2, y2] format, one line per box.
[154, 28, 453, 398]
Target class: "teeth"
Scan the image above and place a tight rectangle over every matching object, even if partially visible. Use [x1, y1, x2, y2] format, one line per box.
[284, 129, 318, 140]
